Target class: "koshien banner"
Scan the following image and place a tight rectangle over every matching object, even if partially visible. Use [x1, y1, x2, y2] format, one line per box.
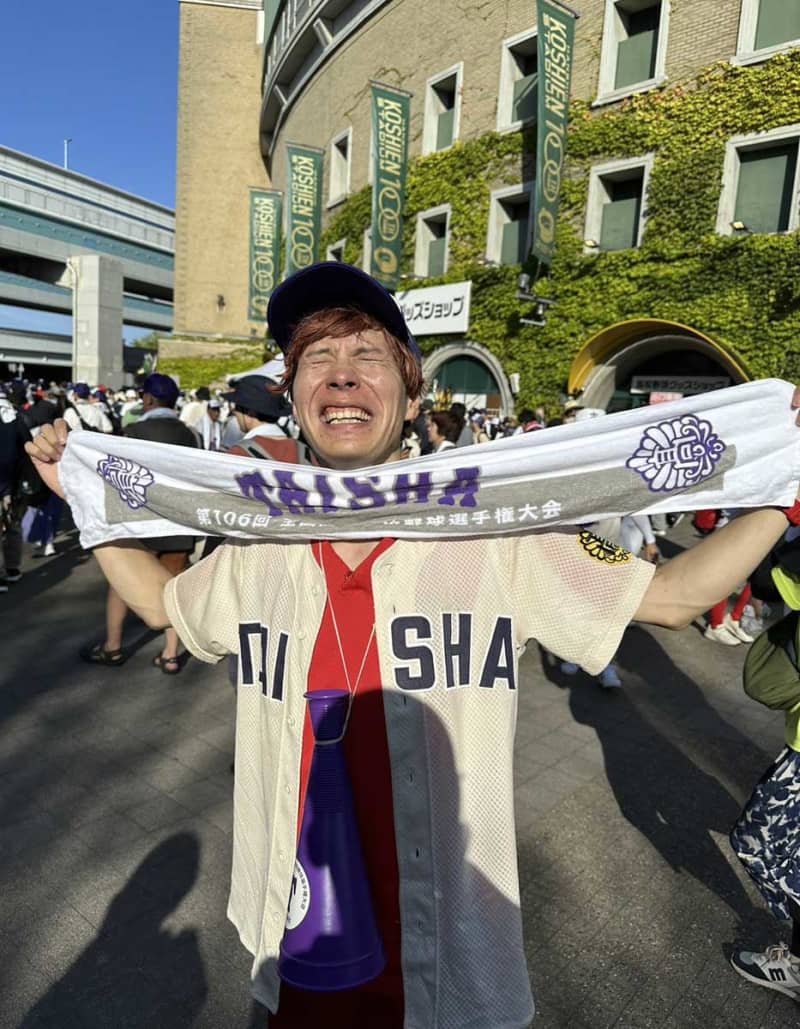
[370, 82, 411, 291]
[532, 0, 576, 266]
[285, 143, 324, 276]
[248, 189, 282, 320]
[59, 380, 800, 550]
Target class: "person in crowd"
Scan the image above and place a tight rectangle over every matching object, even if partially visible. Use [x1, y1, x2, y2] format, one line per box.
[413, 397, 433, 455]
[198, 398, 225, 450]
[180, 385, 210, 428]
[620, 514, 660, 564]
[119, 387, 142, 427]
[513, 408, 544, 434]
[92, 387, 121, 434]
[563, 398, 583, 423]
[703, 585, 755, 645]
[63, 383, 114, 433]
[222, 374, 300, 462]
[427, 410, 460, 453]
[0, 384, 32, 590]
[470, 412, 490, 444]
[24, 387, 59, 434]
[449, 400, 473, 448]
[79, 373, 199, 673]
[26, 261, 800, 1028]
[729, 547, 800, 1001]
[401, 418, 421, 459]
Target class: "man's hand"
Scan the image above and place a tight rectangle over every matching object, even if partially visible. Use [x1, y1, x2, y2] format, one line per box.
[24, 419, 70, 500]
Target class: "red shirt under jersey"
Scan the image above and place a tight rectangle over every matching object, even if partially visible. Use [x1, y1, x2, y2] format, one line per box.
[270, 539, 404, 1028]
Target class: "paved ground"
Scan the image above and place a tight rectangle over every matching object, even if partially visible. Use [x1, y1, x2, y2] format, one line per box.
[0, 522, 794, 1028]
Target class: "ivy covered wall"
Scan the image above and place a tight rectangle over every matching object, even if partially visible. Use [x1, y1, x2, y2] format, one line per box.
[321, 50, 800, 411]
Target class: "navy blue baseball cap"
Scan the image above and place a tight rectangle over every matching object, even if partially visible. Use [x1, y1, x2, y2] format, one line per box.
[266, 262, 421, 363]
[142, 373, 180, 407]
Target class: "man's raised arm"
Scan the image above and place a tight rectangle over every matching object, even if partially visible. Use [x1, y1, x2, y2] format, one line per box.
[25, 420, 172, 629]
[634, 506, 789, 629]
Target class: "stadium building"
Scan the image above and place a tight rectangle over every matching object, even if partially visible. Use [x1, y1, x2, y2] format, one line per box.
[174, 0, 800, 412]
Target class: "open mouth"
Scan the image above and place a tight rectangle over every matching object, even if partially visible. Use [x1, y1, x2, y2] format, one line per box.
[321, 406, 372, 425]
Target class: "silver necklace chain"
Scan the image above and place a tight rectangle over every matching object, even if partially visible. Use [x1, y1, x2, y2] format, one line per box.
[316, 542, 377, 745]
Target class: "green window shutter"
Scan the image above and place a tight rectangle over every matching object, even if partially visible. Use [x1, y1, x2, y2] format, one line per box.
[427, 236, 447, 277]
[500, 212, 529, 265]
[614, 6, 659, 90]
[436, 109, 455, 150]
[755, 0, 800, 50]
[599, 179, 642, 250]
[512, 74, 538, 123]
[734, 144, 798, 233]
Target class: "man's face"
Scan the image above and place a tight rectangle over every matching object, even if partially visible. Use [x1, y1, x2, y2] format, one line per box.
[208, 407, 221, 422]
[291, 329, 414, 470]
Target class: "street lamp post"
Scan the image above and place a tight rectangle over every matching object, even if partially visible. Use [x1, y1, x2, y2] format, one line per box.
[63, 138, 72, 170]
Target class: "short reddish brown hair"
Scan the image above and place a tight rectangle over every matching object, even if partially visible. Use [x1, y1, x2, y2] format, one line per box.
[274, 307, 425, 399]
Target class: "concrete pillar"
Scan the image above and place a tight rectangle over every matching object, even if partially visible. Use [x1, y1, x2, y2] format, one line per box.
[70, 254, 124, 387]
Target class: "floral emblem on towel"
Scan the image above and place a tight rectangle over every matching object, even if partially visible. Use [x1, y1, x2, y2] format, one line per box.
[625, 415, 725, 493]
[578, 531, 631, 565]
[97, 455, 154, 510]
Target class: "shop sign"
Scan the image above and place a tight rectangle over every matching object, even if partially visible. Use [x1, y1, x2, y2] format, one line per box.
[631, 375, 730, 394]
[649, 392, 684, 405]
[393, 281, 471, 335]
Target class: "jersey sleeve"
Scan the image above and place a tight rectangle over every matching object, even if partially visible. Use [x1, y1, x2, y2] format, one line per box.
[506, 528, 655, 675]
[164, 543, 243, 663]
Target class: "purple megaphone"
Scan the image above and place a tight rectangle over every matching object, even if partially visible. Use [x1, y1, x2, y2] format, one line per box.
[278, 689, 386, 991]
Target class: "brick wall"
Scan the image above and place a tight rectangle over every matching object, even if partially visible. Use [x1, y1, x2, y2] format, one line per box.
[175, 0, 747, 319]
[174, 0, 271, 337]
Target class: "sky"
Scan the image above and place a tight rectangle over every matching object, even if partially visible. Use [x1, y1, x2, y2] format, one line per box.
[0, 0, 180, 343]
[1, 0, 179, 206]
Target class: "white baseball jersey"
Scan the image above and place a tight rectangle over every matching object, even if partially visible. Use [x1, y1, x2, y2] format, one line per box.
[164, 530, 653, 1027]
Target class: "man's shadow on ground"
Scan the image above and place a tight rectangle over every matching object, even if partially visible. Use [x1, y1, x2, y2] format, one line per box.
[538, 628, 777, 947]
[19, 833, 211, 1028]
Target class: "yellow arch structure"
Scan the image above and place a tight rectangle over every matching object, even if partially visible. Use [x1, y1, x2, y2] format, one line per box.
[567, 318, 753, 396]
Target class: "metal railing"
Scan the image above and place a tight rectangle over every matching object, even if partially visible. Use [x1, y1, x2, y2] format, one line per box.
[265, 0, 320, 84]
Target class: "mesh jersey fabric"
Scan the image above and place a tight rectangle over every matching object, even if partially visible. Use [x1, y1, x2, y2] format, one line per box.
[164, 531, 653, 1027]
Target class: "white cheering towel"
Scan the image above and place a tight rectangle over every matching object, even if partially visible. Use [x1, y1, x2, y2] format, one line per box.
[60, 379, 800, 549]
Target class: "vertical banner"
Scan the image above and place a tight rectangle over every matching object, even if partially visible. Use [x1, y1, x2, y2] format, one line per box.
[285, 143, 324, 276]
[248, 188, 282, 320]
[532, 0, 576, 267]
[370, 82, 412, 291]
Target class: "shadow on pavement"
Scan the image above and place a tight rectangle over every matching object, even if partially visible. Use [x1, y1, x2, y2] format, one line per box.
[538, 632, 773, 940]
[18, 833, 208, 1028]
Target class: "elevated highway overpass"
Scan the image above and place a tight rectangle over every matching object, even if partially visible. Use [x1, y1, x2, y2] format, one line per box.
[0, 146, 174, 384]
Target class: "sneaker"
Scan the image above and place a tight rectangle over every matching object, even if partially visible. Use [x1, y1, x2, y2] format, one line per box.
[724, 614, 755, 643]
[740, 616, 764, 637]
[3, 569, 21, 583]
[704, 623, 741, 646]
[43, 542, 55, 557]
[560, 661, 580, 675]
[598, 665, 622, 689]
[730, 942, 800, 1001]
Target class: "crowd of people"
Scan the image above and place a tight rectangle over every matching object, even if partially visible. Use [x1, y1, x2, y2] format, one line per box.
[10, 256, 800, 1021]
